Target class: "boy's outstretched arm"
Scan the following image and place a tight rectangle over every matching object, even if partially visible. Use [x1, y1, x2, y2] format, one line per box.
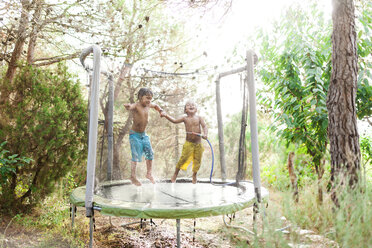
[124, 103, 136, 110]
[162, 112, 184, 124]
[150, 103, 164, 115]
[200, 117, 208, 139]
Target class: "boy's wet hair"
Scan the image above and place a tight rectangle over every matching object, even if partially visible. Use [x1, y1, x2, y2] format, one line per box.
[137, 88, 153, 100]
[184, 101, 197, 113]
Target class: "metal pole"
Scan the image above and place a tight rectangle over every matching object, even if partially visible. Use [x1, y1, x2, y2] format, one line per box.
[107, 74, 114, 181]
[215, 78, 227, 181]
[218, 66, 245, 78]
[89, 216, 94, 248]
[87, 73, 92, 143]
[246, 50, 262, 202]
[176, 219, 181, 247]
[80, 45, 101, 218]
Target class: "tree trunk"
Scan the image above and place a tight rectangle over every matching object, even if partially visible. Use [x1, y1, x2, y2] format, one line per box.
[236, 74, 248, 182]
[112, 114, 132, 180]
[287, 152, 298, 202]
[111, 62, 134, 180]
[314, 158, 325, 204]
[327, 0, 360, 206]
[4, 0, 30, 84]
[215, 78, 227, 181]
[26, 0, 43, 64]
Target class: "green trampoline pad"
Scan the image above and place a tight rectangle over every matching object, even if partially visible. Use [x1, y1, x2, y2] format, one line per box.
[70, 179, 269, 219]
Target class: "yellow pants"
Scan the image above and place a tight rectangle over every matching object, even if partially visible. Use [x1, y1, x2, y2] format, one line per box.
[176, 141, 204, 173]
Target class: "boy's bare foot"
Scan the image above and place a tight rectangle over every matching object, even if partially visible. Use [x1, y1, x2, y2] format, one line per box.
[146, 174, 155, 184]
[192, 174, 197, 184]
[171, 174, 177, 183]
[130, 177, 142, 186]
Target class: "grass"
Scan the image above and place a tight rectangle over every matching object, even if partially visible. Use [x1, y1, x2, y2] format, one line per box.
[264, 181, 372, 248]
[0, 194, 88, 248]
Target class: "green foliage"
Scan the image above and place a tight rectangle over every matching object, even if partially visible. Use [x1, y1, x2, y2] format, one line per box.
[261, 162, 290, 191]
[221, 110, 321, 189]
[253, 1, 372, 183]
[0, 141, 32, 187]
[222, 112, 277, 179]
[360, 135, 372, 182]
[356, 1, 372, 120]
[256, 3, 331, 174]
[360, 135, 372, 165]
[0, 64, 87, 212]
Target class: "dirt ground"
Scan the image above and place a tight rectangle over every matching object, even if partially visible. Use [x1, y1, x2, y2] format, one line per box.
[0, 207, 253, 248]
[0, 216, 44, 248]
[90, 210, 254, 248]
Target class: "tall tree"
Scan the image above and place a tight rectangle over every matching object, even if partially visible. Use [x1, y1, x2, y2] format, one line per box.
[327, 0, 360, 206]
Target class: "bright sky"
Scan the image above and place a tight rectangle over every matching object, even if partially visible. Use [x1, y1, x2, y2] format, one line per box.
[177, 0, 333, 120]
[189, 0, 331, 63]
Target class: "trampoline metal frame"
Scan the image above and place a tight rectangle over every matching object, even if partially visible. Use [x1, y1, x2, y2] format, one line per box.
[75, 47, 267, 247]
[70, 178, 269, 247]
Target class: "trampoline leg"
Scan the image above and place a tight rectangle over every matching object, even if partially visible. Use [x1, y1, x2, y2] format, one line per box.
[176, 219, 181, 248]
[89, 216, 94, 248]
[193, 219, 196, 243]
[71, 204, 75, 228]
[253, 202, 258, 234]
[109, 216, 113, 226]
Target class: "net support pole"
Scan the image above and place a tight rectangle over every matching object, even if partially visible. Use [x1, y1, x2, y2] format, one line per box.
[176, 219, 181, 247]
[215, 78, 227, 181]
[246, 50, 262, 202]
[80, 45, 101, 217]
[107, 74, 114, 181]
[216, 66, 245, 182]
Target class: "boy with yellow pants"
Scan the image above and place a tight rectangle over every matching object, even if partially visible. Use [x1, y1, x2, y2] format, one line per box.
[161, 101, 208, 184]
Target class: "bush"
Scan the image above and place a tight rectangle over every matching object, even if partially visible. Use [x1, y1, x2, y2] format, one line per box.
[0, 141, 32, 192]
[0, 64, 87, 212]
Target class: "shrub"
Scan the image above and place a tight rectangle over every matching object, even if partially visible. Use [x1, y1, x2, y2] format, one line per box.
[0, 141, 32, 192]
[0, 64, 87, 212]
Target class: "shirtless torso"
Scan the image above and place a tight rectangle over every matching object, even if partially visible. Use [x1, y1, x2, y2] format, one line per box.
[184, 115, 205, 143]
[162, 101, 208, 143]
[125, 94, 163, 133]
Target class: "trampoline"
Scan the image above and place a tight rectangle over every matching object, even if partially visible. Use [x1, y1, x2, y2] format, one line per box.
[70, 179, 268, 219]
[72, 46, 268, 247]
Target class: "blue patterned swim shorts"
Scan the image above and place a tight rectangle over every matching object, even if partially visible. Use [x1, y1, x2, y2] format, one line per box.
[129, 130, 154, 162]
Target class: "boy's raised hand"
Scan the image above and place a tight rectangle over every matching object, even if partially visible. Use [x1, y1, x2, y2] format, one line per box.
[124, 103, 130, 110]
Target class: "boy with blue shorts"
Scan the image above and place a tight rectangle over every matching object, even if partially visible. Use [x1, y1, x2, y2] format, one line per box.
[124, 88, 164, 186]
